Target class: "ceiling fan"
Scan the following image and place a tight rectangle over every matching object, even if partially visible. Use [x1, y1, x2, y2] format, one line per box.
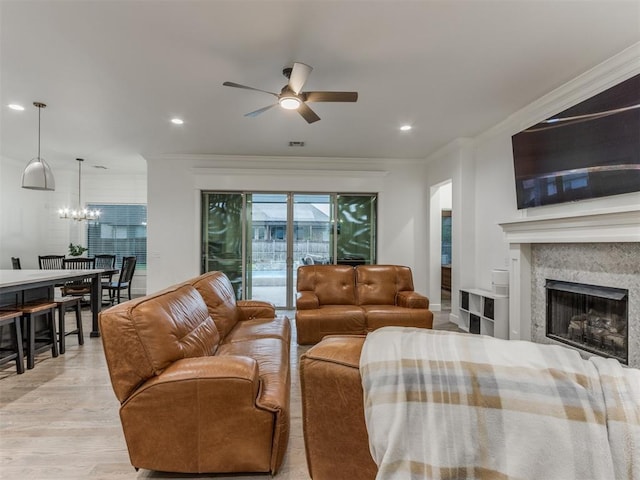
[223, 62, 358, 124]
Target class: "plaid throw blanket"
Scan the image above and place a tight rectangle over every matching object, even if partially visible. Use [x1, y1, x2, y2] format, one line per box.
[360, 327, 640, 480]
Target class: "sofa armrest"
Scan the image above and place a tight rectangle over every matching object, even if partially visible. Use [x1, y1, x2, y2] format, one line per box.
[296, 291, 320, 310]
[237, 300, 276, 320]
[396, 291, 429, 309]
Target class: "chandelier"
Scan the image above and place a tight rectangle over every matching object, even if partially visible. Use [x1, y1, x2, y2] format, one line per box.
[58, 158, 100, 221]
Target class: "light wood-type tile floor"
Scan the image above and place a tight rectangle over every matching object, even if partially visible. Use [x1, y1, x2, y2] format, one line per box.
[0, 309, 457, 479]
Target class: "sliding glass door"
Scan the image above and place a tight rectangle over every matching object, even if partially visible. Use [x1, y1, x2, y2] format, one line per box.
[292, 194, 333, 305]
[201, 193, 244, 299]
[202, 191, 376, 308]
[336, 195, 377, 266]
[245, 193, 289, 306]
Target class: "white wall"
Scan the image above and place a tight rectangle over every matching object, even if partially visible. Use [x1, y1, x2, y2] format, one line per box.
[145, 155, 429, 295]
[424, 42, 640, 328]
[0, 155, 147, 293]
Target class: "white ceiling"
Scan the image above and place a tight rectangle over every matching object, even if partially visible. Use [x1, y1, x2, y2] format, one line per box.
[1, 0, 639, 174]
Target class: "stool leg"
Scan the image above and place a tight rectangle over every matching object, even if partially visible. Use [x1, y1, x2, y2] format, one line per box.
[58, 304, 66, 354]
[11, 319, 25, 374]
[75, 302, 84, 346]
[26, 314, 35, 370]
[49, 310, 59, 358]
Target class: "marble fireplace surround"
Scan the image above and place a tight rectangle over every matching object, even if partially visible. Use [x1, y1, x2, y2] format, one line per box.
[500, 207, 640, 368]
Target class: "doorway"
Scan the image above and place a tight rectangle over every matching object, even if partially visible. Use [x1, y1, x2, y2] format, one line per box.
[429, 180, 452, 312]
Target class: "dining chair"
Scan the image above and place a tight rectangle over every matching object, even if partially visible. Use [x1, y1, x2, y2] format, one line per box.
[11, 257, 21, 270]
[94, 254, 116, 281]
[94, 254, 116, 270]
[61, 257, 96, 298]
[38, 255, 65, 269]
[102, 256, 136, 305]
[94, 254, 117, 304]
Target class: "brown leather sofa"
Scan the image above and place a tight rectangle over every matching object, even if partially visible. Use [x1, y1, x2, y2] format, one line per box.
[300, 335, 376, 480]
[295, 264, 433, 344]
[99, 271, 291, 475]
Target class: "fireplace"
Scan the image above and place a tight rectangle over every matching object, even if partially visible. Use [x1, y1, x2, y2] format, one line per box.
[499, 209, 640, 368]
[546, 280, 628, 364]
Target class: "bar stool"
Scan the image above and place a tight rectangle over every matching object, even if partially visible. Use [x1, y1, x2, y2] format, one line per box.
[0, 310, 25, 374]
[54, 296, 84, 354]
[20, 301, 58, 369]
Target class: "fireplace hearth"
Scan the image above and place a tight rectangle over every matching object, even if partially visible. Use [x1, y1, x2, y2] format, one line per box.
[546, 279, 628, 364]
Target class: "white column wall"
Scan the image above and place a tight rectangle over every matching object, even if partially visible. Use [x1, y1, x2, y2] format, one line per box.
[145, 155, 429, 295]
[423, 139, 475, 326]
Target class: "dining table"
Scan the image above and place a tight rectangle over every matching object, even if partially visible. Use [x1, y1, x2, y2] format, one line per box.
[0, 268, 118, 338]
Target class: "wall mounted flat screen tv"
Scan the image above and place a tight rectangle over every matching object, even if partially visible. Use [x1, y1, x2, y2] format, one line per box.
[511, 74, 640, 209]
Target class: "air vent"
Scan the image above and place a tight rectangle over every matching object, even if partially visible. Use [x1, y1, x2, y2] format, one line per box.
[288, 141, 305, 147]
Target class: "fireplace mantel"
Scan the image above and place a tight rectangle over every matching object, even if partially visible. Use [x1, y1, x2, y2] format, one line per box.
[499, 207, 640, 244]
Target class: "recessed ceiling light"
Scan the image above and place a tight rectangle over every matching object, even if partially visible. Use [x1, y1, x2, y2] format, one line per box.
[170, 118, 184, 125]
[400, 125, 412, 131]
[8, 104, 25, 111]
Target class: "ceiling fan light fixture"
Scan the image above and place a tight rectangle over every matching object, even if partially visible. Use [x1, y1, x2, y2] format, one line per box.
[279, 96, 301, 110]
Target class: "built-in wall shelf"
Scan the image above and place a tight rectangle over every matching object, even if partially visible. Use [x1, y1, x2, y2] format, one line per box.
[459, 288, 509, 339]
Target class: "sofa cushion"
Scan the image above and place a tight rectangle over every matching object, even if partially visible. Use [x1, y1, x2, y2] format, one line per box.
[295, 306, 366, 345]
[356, 265, 415, 305]
[223, 316, 291, 344]
[361, 305, 433, 331]
[297, 265, 356, 306]
[100, 283, 219, 402]
[190, 271, 240, 339]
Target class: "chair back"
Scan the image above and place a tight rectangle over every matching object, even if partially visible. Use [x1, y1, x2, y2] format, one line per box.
[62, 257, 96, 270]
[39, 255, 65, 269]
[11, 257, 21, 270]
[94, 254, 116, 269]
[118, 256, 137, 285]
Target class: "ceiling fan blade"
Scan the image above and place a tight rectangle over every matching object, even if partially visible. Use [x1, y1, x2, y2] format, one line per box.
[298, 102, 320, 124]
[244, 104, 278, 117]
[288, 62, 313, 94]
[305, 91, 358, 102]
[223, 81, 278, 97]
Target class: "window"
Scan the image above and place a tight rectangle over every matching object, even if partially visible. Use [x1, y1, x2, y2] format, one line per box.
[87, 204, 147, 268]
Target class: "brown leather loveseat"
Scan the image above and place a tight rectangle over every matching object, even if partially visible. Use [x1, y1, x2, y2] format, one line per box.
[295, 264, 433, 344]
[99, 271, 291, 475]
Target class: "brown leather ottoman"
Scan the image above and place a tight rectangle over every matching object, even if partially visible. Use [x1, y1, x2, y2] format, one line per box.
[299, 335, 377, 480]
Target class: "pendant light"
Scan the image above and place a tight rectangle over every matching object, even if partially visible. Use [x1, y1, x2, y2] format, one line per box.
[21, 102, 56, 191]
[58, 158, 100, 221]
